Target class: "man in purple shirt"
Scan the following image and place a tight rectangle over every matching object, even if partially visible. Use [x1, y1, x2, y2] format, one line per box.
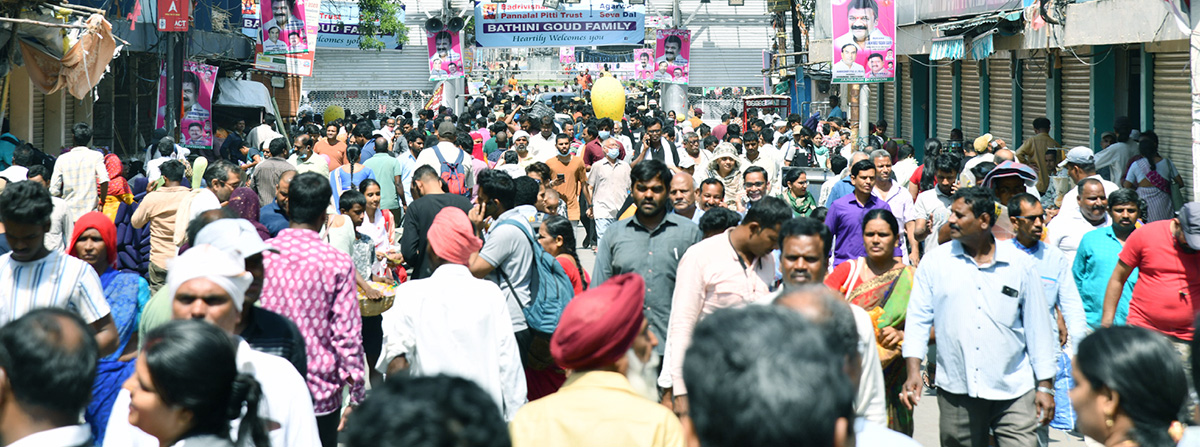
[825, 158, 895, 266]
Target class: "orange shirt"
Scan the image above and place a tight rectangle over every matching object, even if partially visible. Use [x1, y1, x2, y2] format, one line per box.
[314, 139, 348, 170]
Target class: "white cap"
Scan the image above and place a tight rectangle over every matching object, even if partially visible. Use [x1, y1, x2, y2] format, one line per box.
[1058, 146, 1095, 169]
[195, 218, 279, 259]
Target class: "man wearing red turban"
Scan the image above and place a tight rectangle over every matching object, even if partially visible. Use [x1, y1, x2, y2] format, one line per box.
[510, 273, 684, 447]
[376, 207, 527, 421]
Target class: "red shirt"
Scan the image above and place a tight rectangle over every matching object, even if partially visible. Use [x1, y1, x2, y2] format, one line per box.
[1120, 220, 1200, 340]
[556, 255, 590, 295]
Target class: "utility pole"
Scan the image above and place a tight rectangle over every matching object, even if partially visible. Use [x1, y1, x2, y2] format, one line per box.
[660, 0, 686, 117]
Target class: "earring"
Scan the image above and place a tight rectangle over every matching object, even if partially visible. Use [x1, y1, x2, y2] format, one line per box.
[1105, 416, 1114, 428]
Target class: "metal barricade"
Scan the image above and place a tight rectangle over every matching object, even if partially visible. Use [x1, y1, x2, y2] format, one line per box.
[306, 91, 433, 116]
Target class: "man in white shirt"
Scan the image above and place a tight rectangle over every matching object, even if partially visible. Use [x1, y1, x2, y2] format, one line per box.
[913, 153, 962, 250]
[1093, 117, 1137, 183]
[871, 149, 918, 264]
[1046, 178, 1111, 269]
[105, 245, 321, 447]
[378, 207, 526, 420]
[49, 123, 108, 222]
[588, 138, 633, 240]
[246, 114, 283, 158]
[25, 166, 73, 252]
[1057, 146, 1119, 217]
[528, 116, 557, 162]
[740, 130, 780, 192]
[0, 309, 99, 447]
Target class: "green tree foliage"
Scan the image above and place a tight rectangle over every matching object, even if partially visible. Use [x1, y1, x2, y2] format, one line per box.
[358, 0, 409, 50]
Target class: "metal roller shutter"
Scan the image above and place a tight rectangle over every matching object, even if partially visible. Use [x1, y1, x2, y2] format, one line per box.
[989, 58, 1014, 144]
[1021, 59, 1047, 144]
[1060, 54, 1091, 149]
[935, 64, 954, 141]
[960, 61, 982, 140]
[901, 59, 913, 143]
[32, 93, 44, 148]
[63, 97, 75, 145]
[882, 80, 895, 128]
[1153, 52, 1193, 191]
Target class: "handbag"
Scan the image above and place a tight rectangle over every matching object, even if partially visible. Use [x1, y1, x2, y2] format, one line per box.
[1171, 177, 1186, 212]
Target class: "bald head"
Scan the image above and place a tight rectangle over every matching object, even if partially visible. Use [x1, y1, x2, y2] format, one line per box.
[774, 284, 862, 386]
[993, 148, 1015, 163]
[276, 170, 296, 210]
[670, 171, 697, 213]
[850, 151, 870, 167]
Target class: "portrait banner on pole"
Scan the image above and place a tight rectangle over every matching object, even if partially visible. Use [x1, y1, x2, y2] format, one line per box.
[653, 29, 690, 84]
[830, 0, 895, 83]
[156, 61, 218, 150]
[427, 31, 465, 81]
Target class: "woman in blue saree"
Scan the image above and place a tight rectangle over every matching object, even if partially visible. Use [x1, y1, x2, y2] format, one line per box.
[73, 211, 150, 445]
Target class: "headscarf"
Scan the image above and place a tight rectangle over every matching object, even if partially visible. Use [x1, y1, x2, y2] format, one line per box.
[427, 207, 482, 266]
[551, 273, 646, 370]
[225, 187, 272, 241]
[166, 245, 253, 312]
[69, 211, 117, 267]
[104, 154, 131, 196]
[470, 131, 485, 161]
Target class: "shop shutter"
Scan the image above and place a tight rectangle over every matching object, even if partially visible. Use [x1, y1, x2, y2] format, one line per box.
[1153, 51, 1193, 191]
[901, 59, 913, 144]
[882, 79, 895, 130]
[1021, 59, 1048, 144]
[1059, 54, 1091, 150]
[32, 93, 44, 148]
[62, 96, 75, 146]
[960, 60, 982, 140]
[989, 58, 1014, 144]
[935, 64, 954, 141]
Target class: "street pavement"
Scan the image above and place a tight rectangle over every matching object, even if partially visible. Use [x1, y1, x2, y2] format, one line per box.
[575, 225, 1088, 446]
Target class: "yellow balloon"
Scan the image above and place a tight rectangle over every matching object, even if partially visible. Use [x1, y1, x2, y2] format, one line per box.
[591, 76, 626, 121]
[324, 105, 345, 124]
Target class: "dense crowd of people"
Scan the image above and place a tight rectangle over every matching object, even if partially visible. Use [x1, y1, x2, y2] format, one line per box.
[0, 81, 1198, 447]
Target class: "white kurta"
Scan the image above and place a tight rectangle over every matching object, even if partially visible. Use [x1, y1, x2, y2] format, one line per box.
[376, 263, 527, 420]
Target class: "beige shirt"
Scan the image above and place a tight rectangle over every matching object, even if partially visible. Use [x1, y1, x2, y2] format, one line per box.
[131, 186, 192, 268]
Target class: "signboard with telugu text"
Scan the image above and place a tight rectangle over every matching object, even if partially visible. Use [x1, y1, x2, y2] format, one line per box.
[473, 0, 645, 48]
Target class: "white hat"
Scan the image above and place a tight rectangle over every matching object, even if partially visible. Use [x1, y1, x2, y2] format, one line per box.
[678, 156, 696, 169]
[512, 130, 531, 141]
[1058, 146, 1095, 169]
[195, 218, 279, 259]
[166, 245, 254, 312]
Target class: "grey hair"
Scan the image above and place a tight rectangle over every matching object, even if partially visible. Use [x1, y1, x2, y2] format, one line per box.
[870, 149, 891, 161]
[684, 132, 699, 141]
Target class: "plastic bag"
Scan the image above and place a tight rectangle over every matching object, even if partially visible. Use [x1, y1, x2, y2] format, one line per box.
[1051, 348, 1077, 431]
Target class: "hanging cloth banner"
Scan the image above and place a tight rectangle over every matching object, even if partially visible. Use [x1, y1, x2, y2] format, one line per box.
[474, 0, 645, 48]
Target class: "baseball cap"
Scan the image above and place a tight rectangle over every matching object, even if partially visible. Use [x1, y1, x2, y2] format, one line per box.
[677, 155, 695, 169]
[195, 218, 279, 259]
[437, 121, 457, 137]
[1058, 146, 1095, 169]
[973, 134, 993, 154]
[1177, 202, 1200, 250]
[693, 107, 703, 116]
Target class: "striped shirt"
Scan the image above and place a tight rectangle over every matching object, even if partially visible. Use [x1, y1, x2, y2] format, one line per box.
[0, 251, 109, 325]
[49, 146, 108, 222]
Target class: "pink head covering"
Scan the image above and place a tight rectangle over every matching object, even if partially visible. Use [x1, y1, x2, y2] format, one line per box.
[427, 207, 482, 265]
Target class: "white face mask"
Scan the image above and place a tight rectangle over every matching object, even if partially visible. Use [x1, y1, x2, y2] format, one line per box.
[606, 147, 620, 160]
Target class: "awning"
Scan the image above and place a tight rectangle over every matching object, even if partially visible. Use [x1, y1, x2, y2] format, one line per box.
[971, 30, 996, 60]
[931, 36, 964, 60]
[214, 79, 271, 109]
[932, 9, 1023, 32]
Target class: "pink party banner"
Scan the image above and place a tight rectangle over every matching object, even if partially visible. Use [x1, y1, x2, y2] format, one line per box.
[830, 0, 895, 83]
[427, 30, 465, 81]
[155, 61, 218, 150]
[653, 29, 690, 85]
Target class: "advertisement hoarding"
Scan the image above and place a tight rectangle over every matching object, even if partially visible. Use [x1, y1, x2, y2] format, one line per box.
[427, 30, 465, 81]
[474, 0, 645, 48]
[155, 61, 218, 151]
[653, 29, 689, 84]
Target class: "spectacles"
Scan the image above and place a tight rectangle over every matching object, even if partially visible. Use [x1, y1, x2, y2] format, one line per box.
[745, 182, 766, 188]
[1012, 215, 1045, 223]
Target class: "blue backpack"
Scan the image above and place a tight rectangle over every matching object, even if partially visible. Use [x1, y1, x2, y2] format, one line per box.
[493, 219, 575, 334]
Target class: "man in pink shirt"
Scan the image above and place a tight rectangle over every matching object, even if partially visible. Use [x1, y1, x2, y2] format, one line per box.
[661, 196, 793, 415]
[258, 172, 366, 447]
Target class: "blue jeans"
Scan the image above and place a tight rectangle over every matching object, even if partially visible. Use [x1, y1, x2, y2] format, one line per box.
[595, 218, 615, 244]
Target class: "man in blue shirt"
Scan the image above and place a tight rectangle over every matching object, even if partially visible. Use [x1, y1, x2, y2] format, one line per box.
[900, 187, 1056, 447]
[824, 158, 893, 267]
[1072, 188, 1140, 330]
[824, 151, 869, 207]
[259, 171, 294, 237]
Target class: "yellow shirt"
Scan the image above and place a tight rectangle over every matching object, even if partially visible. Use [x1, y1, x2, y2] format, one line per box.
[510, 371, 684, 447]
[1014, 132, 1061, 194]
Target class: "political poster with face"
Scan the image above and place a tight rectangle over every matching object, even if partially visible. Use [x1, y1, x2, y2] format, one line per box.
[654, 29, 690, 85]
[260, 0, 319, 55]
[242, 0, 316, 75]
[428, 30, 465, 81]
[155, 61, 218, 150]
[633, 48, 654, 81]
[830, 0, 894, 83]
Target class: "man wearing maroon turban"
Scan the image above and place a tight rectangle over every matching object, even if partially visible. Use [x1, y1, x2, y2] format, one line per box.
[376, 207, 527, 421]
[509, 273, 684, 447]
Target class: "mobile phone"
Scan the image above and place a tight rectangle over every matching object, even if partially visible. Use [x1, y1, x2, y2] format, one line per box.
[556, 173, 565, 182]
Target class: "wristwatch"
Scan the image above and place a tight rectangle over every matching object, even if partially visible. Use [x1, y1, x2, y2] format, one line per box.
[1036, 386, 1055, 395]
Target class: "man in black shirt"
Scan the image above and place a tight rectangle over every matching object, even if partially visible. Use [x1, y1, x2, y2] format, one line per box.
[400, 165, 473, 280]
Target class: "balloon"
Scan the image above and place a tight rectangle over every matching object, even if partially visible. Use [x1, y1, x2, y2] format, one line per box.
[591, 76, 626, 121]
[324, 105, 345, 125]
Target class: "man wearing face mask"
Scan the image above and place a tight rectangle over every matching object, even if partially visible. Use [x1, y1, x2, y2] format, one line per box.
[587, 138, 631, 241]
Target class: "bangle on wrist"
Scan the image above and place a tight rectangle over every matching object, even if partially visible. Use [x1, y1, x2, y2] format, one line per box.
[1036, 386, 1055, 395]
